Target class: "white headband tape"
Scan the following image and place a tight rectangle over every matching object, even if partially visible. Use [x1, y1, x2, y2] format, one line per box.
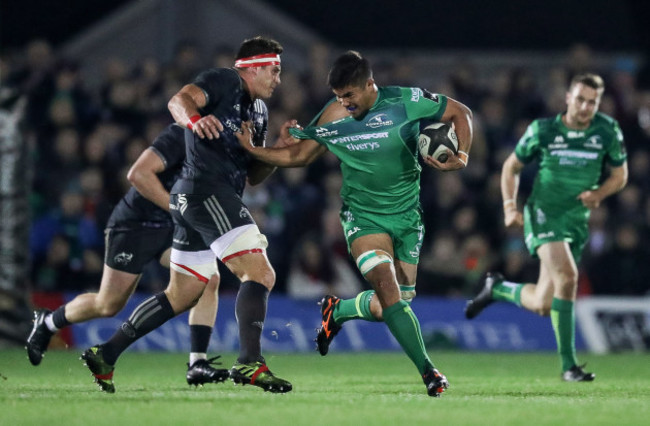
[234, 53, 281, 68]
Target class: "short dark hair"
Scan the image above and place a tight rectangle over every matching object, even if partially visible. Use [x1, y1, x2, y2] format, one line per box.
[327, 50, 373, 90]
[236, 36, 283, 60]
[570, 73, 605, 92]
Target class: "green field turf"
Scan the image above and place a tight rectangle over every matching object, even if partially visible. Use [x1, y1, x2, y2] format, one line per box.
[1, 349, 648, 426]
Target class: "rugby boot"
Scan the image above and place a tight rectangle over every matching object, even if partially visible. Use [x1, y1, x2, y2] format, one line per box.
[26, 309, 54, 366]
[464, 272, 504, 319]
[186, 355, 230, 386]
[80, 345, 115, 393]
[562, 364, 595, 382]
[315, 295, 342, 356]
[229, 361, 292, 393]
[422, 368, 450, 397]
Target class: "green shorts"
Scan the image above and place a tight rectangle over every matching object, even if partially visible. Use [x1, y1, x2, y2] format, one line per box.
[339, 204, 424, 264]
[523, 202, 589, 263]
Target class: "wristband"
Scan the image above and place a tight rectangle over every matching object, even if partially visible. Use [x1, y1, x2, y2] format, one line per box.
[457, 150, 468, 166]
[503, 199, 517, 212]
[187, 114, 201, 130]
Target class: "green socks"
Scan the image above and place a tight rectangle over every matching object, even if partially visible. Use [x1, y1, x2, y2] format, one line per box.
[383, 300, 433, 375]
[333, 284, 416, 325]
[333, 290, 378, 324]
[491, 281, 579, 372]
[492, 280, 523, 305]
[551, 298, 578, 372]
[332, 291, 433, 375]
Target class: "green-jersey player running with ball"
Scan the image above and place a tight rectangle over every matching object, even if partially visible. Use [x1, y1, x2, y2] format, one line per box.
[237, 51, 473, 397]
[465, 73, 628, 381]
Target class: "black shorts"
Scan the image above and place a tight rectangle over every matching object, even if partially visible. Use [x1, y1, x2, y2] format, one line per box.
[170, 191, 255, 252]
[104, 226, 173, 274]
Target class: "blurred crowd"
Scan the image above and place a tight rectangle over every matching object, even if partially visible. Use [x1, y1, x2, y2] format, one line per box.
[2, 39, 649, 299]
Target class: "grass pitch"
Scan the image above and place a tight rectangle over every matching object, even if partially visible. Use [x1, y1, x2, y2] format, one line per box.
[1, 349, 648, 426]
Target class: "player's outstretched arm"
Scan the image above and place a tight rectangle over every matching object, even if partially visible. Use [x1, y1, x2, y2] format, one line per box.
[246, 120, 306, 185]
[247, 160, 276, 186]
[237, 120, 326, 167]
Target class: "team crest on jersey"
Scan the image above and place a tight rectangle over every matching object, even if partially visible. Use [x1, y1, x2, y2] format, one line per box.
[366, 114, 393, 129]
[584, 135, 602, 149]
[114, 252, 134, 266]
[239, 206, 251, 219]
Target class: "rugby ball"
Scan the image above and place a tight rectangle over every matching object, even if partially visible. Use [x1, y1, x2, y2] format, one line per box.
[418, 122, 459, 163]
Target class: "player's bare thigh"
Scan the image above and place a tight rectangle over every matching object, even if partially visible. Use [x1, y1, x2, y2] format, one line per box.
[521, 241, 576, 314]
[95, 264, 141, 309]
[64, 264, 140, 321]
[350, 233, 395, 259]
[519, 260, 554, 315]
[214, 224, 276, 290]
[165, 268, 209, 314]
[537, 241, 578, 300]
[350, 233, 400, 306]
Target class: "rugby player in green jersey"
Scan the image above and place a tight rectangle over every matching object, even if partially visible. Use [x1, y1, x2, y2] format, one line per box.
[237, 51, 473, 396]
[465, 73, 628, 382]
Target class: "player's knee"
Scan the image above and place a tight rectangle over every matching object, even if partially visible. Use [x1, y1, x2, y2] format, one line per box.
[552, 271, 579, 300]
[400, 285, 416, 303]
[529, 299, 552, 316]
[187, 294, 202, 309]
[558, 269, 578, 286]
[250, 266, 276, 290]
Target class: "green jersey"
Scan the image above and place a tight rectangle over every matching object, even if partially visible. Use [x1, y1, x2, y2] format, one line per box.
[515, 112, 627, 215]
[291, 86, 447, 214]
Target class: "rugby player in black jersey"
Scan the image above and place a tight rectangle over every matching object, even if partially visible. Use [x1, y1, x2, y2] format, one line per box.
[27, 124, 229, 386]
[79, 36, 293, 393]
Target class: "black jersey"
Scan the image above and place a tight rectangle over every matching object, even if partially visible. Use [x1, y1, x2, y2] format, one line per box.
[106, 124, 186, 229]
[171, 68, 268, 196]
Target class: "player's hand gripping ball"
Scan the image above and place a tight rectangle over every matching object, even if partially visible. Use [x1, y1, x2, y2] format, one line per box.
[418, 122, 459, 163]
